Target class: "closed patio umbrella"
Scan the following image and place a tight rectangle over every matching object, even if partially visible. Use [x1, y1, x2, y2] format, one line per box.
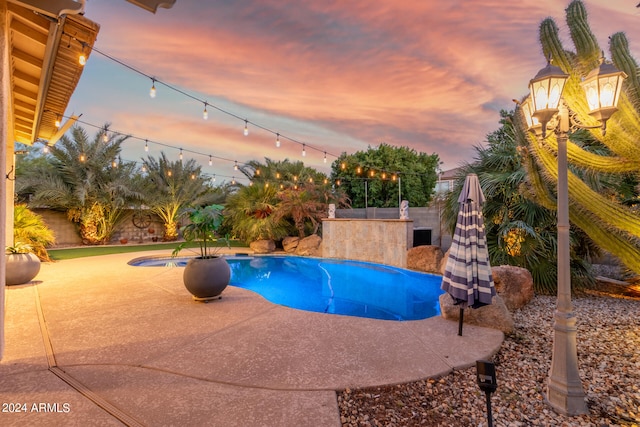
[441, 173, 496, 336]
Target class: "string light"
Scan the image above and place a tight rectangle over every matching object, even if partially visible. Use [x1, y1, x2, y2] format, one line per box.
[54, 115, 61, 128]
[256, 169, 261, 175]
[167, 170, 172, 177]
[150, 78, 156, 98]
[141, 164, 147, 172]
[190, 173, 195, 180]
[276, 133, 280, 147]
[323, 152, 327, 163]
[112, 159, 117, 168]
[78, 44, 86, 65]
[232, 177, 236, 185]
[69, 42, 343, 165]
[212, 174, 216, 182]
[102, 129, 108, 142]
[144, 140, 149, 152]
[79, 153, 85, 162]
[302, 144, 306, 157]
[234, 161, 238, 171]
[203, 102, 208, 120]
[43, 145, 49, 154]
[179, 148, 183, 160]
[276, 172, 280, 179]
[209, 155, 213, 166]
[341, 162, 346, 170]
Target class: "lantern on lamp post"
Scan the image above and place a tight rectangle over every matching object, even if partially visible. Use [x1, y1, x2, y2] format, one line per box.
[523, 59, 626, 416]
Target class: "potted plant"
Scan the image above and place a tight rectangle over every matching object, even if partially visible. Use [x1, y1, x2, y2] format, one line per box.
[172, 204, 231, 301]
[6, 242, 41, 285]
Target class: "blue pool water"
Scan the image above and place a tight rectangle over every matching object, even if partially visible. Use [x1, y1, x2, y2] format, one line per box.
[129, 255, 443, 321]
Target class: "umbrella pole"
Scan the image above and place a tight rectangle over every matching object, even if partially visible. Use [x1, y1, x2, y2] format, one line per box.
[458, 308, 464, 336]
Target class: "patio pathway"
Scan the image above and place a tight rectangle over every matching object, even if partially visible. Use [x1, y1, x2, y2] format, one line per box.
[0, 250, 503, 426]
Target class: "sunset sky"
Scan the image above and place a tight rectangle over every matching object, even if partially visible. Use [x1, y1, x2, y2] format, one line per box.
[65, 0, 640, 182]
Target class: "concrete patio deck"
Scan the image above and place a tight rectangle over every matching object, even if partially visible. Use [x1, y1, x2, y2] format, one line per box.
[0, 250, 503, 426]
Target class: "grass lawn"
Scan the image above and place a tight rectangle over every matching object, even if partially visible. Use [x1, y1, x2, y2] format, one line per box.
[48, 240, 247, 260]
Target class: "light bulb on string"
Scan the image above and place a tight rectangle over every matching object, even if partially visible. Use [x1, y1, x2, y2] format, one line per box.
[203, 102, 208, 120]
[150, 78, 157, 98]
[243, 120, 249, 136]
[141, 164, 147, 172]
[167, 170, 172, 177]
[276, 172, 280, 179]
[234, 161, 238, 171]
[144, 140, 149, 152]
[112, 159, 117, 168]
[54, 115, 61, 128]
[323, 152, 327, 163]
[302, 144, 306, 157]
[249, 181, 253, 186]
[323, 178, 328, 184]
[43, 144, 49, 154]
[78, 44, 86, 66]
[341, 162, 346, 170]
[190, 173, 195, 180]
[232, 177, 236, 185]
[209, 155, 213, 166]
[212, 174, 216, 182]
[256, 169, 261, 175]
[79, 153, 85, 162]
[102, 129, 109, 143]
[336, 179, 341, 186]
[265, 182, 269, 188]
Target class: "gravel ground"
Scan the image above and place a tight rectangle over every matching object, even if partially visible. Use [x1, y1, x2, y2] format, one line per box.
[338, 294, 640, 426]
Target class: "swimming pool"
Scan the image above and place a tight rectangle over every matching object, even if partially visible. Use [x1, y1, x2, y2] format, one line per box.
[129, 255, 443, 321]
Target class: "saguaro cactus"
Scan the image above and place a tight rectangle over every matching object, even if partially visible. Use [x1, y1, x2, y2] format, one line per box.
[518, 0, 640, 274]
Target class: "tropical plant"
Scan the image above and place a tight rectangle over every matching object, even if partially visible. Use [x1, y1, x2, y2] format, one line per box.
[141, 152, 216, 241]
[12, 204, 55, 261]
[443, 111, 597, 293]
[331, 143, 440, 208]
[16, 125, 142, 244]
[6, 241, 34, 255]
[272, 188, 327, 238]
[512, 0, 640, 276]
[224, 184, 289, 243]
[172, 204, 229, 258]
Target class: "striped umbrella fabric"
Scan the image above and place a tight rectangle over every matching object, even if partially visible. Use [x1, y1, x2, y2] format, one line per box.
[441, 174, 496, 335]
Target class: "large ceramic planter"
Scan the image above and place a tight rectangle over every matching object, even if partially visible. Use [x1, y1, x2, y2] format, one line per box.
[183, 256, 231, 301]
[5, 253, 41, 285]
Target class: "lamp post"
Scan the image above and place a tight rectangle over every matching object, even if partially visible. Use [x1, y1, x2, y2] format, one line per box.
[523, 59, 626, 416]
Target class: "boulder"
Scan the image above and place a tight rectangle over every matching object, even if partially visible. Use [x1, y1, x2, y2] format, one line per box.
[407, 245, 444, 274]
[440, 248, 450, 275]
[282, 236, 300, 253]
[492, 265, 534, 311]
[439, 293, 514, 334]
[250, 239, 276, 254]
[295, 235, 322, 256]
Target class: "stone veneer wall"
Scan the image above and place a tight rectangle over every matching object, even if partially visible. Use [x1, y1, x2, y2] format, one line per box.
[321, 219, 413, 268]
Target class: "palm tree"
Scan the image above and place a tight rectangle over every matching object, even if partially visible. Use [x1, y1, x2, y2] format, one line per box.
[224, 184, 289, 243]
[17, 125, 142, 244]
[272, 188, 327, 238]
[141, 152, 214, 241]
[443, 111, 597, 293]
[12, 204, 55, 261]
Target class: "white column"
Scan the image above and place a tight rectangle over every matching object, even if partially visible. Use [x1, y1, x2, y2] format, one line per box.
[0, 0, 10, 359]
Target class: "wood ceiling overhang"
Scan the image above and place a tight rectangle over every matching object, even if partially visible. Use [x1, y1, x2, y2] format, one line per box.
[7, 1, 99, 145]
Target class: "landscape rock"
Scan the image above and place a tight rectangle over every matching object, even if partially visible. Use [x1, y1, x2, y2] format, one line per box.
[282, 236, 300, 253]
[492, 265, 534, 311]
[407, 245, 444, 274]
[295, 235, 322, 256]
[249, 239, 276, 254]
[438, 293, 514, 334]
